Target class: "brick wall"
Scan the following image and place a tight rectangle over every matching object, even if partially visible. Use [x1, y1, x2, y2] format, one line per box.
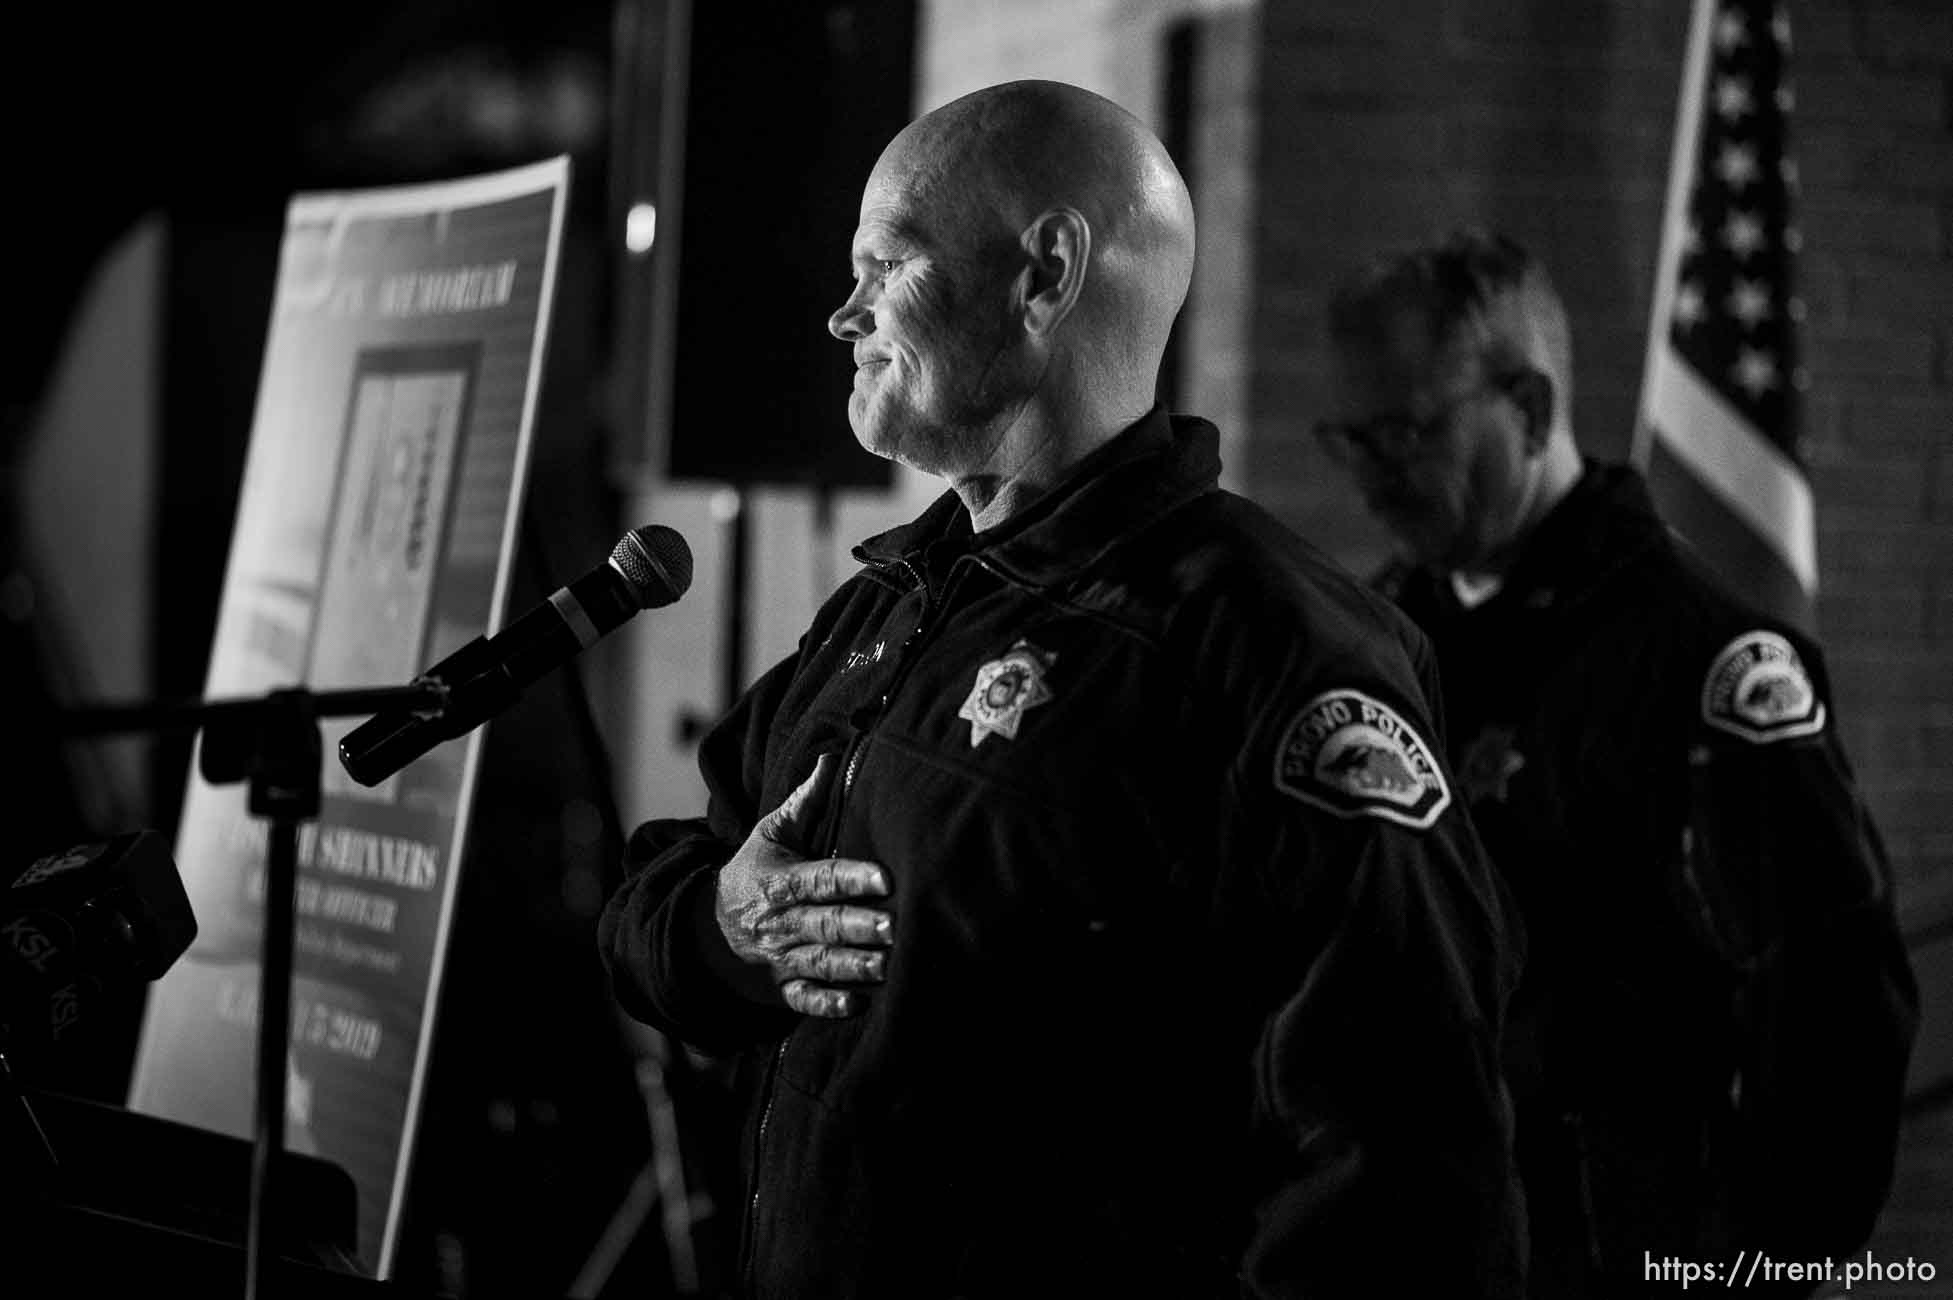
[1246, 0, 1951, 963]
[1242, 0, 1951, 1286]
[1246, 0, 1689, 573]
[1795, 2, 1953, 947]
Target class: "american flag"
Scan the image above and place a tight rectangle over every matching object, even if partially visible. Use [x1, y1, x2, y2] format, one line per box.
[1632, 0, 1813, 629]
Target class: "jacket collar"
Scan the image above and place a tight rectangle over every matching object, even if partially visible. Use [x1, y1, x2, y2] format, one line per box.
[854, 407, 1223, 590]
[1499, 458, 1668, 612]
[1402, 458, 1670, 620]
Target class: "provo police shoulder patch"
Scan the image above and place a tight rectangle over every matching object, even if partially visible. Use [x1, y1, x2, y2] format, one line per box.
[1701, 629, 1826, 744]
[1274, 688, 1451, 830]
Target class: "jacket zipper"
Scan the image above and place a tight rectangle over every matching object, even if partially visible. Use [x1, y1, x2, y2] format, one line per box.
[819, 556, 947, 849]
[741, 1036, 790, 1287]
[741, 554, 947, 1290]
[837, 739, 869, 822]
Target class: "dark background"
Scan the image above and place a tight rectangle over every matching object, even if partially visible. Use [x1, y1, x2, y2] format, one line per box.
[11, 0, 1947, 1293]
[1, 3, 914, 1295]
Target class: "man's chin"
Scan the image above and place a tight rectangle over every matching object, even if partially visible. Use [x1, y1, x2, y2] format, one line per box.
[848, 412, 906, 465]
[846, 393, 884, 448]
[1373, 509, 1449, 568]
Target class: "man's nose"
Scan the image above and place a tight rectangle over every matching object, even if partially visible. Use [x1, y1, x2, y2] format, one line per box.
[828, 286, 871, 341]
[1332, 437, 1395, 489]
[1337, 425, 1418, 475]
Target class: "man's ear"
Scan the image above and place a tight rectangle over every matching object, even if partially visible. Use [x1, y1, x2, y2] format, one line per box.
[1019, 207, 1090, 338]
[1507, 367, 1555, 452]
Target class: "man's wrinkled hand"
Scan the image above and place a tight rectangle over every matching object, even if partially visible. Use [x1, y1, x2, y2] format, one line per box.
[716, 751, 892, 1018]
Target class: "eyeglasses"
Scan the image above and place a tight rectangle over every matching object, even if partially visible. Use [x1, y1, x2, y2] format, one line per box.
[1312, 375, 1518, 465]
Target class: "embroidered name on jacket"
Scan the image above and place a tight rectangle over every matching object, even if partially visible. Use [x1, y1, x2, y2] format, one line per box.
[958, 641, 1055, 747]
[1274, 688, 1451, 829]
[842, 640, 887, 674]
[1701, 629, 1826, 743]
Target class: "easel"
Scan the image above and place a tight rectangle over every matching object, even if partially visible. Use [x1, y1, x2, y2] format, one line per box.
[63, 682, 445, 1300]
[567, 1016, 712, 1297]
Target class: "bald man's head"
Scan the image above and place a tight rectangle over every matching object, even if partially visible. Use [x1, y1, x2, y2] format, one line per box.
[888, 84, 1193, 275]
[885, 82, 1195, 357]
[829, 80, 1196, 480]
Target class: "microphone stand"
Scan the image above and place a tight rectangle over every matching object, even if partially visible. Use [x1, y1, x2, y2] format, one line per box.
[62, 680, 449, 1299]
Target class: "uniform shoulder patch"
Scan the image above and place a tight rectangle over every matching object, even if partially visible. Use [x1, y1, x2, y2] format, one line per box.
[1701, 629, 1826, 744]
[1273, 688, 1452, 830]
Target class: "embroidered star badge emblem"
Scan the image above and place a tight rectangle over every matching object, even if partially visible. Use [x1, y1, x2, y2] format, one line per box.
[1458, 724, 1526, 805]
[957, 641, 1055, 748]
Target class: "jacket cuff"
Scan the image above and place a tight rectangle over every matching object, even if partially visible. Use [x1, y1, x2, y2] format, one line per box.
[681, 867, 784, 1011]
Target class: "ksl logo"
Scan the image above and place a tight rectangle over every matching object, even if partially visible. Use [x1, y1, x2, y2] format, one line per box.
[3, 916, 60, 973]
[50, 982, 82, 1036]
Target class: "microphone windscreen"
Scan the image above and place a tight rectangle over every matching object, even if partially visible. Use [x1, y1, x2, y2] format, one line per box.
[614, 525, 694, 608]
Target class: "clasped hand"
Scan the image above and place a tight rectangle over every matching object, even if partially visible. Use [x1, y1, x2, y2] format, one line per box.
[715, 751, 892, 1018]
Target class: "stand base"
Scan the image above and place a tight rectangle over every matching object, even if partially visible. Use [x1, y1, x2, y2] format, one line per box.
[3, 1090, 426, 1297]
[14, 1201, 424, 1299]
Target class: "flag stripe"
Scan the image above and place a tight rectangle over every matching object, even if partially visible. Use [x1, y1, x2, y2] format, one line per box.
[1646, 438, 1812, 630]
[1632, 0, 1717, 469]
[1644, 348, 1816, 588]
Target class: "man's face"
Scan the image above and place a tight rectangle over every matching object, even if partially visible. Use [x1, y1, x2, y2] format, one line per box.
[827, 144, 1027, 475]
[1322, 308, 1537, 572]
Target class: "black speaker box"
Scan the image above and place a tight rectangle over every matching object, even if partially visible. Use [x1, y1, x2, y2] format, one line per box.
[5, 1088, 425, 1297]
[664, 0, 915, 489]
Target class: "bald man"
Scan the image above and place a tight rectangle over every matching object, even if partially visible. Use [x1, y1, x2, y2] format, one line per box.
[603, 82, 1526, 1297]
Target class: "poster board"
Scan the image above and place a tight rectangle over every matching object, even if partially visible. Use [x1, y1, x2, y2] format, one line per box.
[128, 157, 570, 1277]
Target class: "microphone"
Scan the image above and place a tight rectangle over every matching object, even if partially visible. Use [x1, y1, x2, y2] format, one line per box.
[338, 524, 693, 787]
[2, 830, 197, 1053]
